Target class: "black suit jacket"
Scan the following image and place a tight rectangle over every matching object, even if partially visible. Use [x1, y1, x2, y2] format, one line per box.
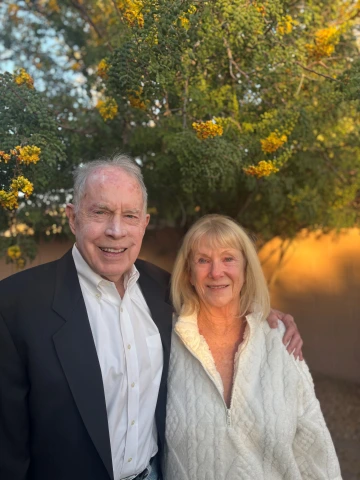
[0, 250, 173, 480]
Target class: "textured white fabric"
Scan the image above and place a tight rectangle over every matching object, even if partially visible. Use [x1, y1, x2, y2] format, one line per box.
[164, 311, 342, 480]
[72, 246, 163, 480]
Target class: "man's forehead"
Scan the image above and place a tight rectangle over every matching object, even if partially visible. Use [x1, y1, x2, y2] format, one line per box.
[87, 166, 139, 187]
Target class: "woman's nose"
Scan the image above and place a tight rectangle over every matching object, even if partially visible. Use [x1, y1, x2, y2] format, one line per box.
[209, 260, 223, 279]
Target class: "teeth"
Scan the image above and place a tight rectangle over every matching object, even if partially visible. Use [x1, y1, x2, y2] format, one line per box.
[100, 248, 126, 253]
[208, 285, 227, 289]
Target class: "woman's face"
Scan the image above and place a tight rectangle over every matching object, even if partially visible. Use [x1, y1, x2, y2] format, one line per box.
[190, 238, 246, 313]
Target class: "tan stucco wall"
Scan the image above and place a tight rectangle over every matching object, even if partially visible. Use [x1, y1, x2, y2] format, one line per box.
[1, 228, 359, 383]
[259, 229, 360, 384]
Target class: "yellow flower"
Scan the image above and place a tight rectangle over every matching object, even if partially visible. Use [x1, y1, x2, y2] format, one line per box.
[16, 257, 26, 269]
[8, 3, 20, 17]
[48, 0, 60, 13]
[277, 15, 295, 36]
[0, 151, 11, 163]
[306, 26, 340, 59]
[14, 68, 34, 89]
[13, 145, 42, 165]
[0, 189, 18, 210]
[255, 4, 266, 16]
[243, 160, 279, 178]
[7, 245, 22, 260]
[128, 89, 147, 110]
[192, 121, 223, 140]
[11, 176, 34, 198]
[96, 97, 118, 121]
[71, 62, 82, 71]
[129, 96, 146, 109]
[260, 132, 287, 153]
[179, 16, 189, 28]
[179, 5, 196, 29]
[118, 0, 144, 27]
[242, 122, 255, 133]
[97, 59, 109, 79]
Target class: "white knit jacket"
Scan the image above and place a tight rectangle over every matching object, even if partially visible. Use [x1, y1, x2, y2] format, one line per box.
[164, 312, 342, 480]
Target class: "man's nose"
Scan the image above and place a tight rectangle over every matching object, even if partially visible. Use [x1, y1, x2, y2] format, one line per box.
[105, 216, 127, 238]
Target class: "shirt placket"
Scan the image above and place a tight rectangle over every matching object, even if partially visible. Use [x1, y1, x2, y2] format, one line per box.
[119, 293, 139, 476]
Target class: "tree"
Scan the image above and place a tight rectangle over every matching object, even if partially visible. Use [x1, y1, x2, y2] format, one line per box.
[0, 69, 66, 266]
[1, 0, 360, 250]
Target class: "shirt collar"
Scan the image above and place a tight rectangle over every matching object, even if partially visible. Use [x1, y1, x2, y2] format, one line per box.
[72, 244, 139, 299]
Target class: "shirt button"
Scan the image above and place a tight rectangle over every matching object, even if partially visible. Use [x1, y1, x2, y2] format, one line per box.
[95, 293, 101, 299]
[128, 458, 132, 463]
[127, 344, 131, 350]
[120, 307, 123, 313]
[131, 420, 135, 426]
[131, 382, 135, 388]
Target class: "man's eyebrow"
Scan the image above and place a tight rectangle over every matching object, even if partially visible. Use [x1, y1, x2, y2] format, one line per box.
[124, 208, 141, 214]
[91, 203, 111, 210]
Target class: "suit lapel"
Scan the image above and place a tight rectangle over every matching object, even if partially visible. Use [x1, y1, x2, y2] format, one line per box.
[52, 251, 113, 480]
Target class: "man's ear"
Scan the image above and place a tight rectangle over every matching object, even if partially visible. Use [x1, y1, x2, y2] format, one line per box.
[66, 204, 76, 236]
[144, 213, 150, 228]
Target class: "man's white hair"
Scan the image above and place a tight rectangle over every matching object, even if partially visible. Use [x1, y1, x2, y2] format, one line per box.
[72, 153, 148, 213]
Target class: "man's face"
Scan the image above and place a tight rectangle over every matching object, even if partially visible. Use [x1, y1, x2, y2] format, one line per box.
[66, 167, 149, 286]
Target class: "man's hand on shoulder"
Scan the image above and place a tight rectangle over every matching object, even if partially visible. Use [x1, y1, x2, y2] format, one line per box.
[266, 308, 304, 360]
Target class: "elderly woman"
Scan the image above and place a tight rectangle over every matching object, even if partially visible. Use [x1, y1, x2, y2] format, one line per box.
[164, 215, 341, 480]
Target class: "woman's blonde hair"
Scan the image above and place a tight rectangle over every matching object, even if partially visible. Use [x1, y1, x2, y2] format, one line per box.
[171, 214, 270, 318]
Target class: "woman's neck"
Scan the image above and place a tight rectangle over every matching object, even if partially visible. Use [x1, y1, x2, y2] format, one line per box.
[197, 304, 244, 338]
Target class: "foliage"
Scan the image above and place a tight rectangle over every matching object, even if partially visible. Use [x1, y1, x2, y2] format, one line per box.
[0, 69, 66, 266]
[1, 0, 360, 248]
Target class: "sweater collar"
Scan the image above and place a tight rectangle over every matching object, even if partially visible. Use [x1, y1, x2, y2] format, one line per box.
[174, 311, 262, 394]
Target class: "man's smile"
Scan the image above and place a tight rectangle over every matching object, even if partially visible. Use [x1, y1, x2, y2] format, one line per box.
[99, 247, 128, 253]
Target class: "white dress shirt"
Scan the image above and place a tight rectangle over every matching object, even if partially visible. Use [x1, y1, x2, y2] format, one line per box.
[72, 246, 163, 480]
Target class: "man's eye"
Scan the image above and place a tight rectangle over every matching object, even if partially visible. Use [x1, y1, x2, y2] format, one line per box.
[125, 214, 137, 219]
[95, 211, 105, 215]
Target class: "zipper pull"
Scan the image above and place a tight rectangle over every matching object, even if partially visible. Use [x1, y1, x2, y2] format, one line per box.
[226, 410, 231, 426]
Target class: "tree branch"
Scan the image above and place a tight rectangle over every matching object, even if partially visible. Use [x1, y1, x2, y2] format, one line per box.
[69, 0, 113, 51]
[110, 0, 122, 19]
[223, 37, 250, 81]
[296, 62, 337, 81]
[295, 73, 305, 96]
[183, 78, 189, 129]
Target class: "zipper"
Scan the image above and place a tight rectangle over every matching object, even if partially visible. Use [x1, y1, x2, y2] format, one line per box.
[174, 318, 253, 428]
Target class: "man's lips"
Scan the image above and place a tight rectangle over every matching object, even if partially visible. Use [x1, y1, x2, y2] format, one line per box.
[98, 247, 127, 253]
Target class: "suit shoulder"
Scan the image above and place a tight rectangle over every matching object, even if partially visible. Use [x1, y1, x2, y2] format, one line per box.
[0, 259, 58, 293]
[136, 259, 171, 286]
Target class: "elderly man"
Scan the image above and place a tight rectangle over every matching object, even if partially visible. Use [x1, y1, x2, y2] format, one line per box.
[0, 155, 302, 480]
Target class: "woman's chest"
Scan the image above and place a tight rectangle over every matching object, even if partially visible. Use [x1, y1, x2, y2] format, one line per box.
[168, 336, 300, 440]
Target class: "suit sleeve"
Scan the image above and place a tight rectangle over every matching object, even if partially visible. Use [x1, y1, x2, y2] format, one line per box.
[292, 359, 342, 480]
[0, 313, 30, 480]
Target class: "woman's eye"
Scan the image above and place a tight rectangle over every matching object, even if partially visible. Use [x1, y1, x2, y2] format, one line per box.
[224, 257, 234, 262]
[197, 258, 209, 264]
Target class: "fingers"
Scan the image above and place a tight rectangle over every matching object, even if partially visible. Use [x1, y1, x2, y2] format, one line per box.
[286, 335, 304, 360]
[282, 316, 296, 345]
[268, 309, 304, 360]
[280, 312, 304, 361]
[266, 309, 279, 329]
